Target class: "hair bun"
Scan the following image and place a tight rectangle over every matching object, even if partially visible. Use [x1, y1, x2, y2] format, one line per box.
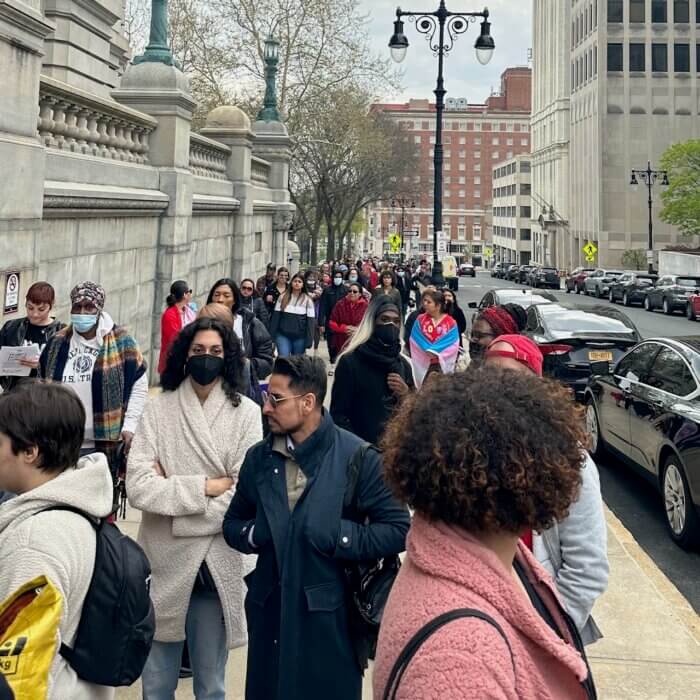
[166, 294, 176, 307]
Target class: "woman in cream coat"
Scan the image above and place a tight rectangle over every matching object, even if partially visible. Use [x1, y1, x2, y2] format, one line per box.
[127, 317, 262, 700]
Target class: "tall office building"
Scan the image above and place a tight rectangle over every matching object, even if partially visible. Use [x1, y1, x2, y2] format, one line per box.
[532, 0, 700, 270]
[368, 67, 531, 262]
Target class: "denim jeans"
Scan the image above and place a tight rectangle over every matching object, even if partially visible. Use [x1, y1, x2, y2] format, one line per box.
[141, 589, 228, 700]
[275, 334, 306, 357]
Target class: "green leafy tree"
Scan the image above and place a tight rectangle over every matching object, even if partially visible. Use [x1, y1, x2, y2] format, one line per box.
[621, 249, 646, 270]
[660, 140, 700, 237]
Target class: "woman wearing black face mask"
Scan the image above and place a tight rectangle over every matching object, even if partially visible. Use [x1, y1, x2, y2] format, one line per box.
[127, 317, 263, 698]
[330, 296, 414, 445]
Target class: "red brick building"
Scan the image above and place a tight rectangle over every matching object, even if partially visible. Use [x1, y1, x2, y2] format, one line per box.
[368, 67, 532, 262]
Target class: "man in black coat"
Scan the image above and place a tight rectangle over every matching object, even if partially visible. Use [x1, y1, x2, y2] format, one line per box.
[223, 356, 409, 700]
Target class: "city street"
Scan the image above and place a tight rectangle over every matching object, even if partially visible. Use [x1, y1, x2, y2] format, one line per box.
[457, 272, 700, 615]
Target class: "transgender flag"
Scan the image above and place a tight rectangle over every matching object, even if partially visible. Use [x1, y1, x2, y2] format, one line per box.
[409, 314, 461, 387]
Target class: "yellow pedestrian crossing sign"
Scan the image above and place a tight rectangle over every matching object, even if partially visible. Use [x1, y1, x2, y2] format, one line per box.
[388, 233, 401, 253]
[485, 247, 493, 258]
[583, 242, 597, 263]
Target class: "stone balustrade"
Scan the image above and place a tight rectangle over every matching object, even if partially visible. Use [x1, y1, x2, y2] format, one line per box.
[189, 133, 231, 180]
[37, 75, 157, 164]
[251, 156, 271, 186]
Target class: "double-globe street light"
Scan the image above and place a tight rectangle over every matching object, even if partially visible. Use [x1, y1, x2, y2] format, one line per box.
[391, 197, 416, 262]
[630, 162, 669, 274]
[389, 2, 494, 283]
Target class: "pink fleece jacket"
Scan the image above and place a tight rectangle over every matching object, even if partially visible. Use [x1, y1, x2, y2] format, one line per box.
[373, 515, 591, 700]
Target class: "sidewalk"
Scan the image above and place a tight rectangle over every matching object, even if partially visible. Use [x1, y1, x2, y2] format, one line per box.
[119, 349, 700, 698]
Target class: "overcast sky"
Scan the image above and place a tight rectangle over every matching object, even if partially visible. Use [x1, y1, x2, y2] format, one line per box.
[359, 0, 532, 103]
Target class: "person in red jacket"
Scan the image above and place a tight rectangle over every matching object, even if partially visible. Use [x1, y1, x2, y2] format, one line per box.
[158, 280, 195, 376]
[328, 281, 368, 359]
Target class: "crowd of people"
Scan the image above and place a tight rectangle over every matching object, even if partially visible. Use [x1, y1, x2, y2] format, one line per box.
[0, 256, 607, 700]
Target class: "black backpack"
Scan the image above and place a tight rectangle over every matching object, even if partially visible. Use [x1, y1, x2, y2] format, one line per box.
[41, 506, 155, 686]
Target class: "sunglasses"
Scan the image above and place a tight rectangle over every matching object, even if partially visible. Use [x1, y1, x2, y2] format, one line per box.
[261, 392, 304, 409]
[241, 286, 254, 292]
[348, 290, 360, 295]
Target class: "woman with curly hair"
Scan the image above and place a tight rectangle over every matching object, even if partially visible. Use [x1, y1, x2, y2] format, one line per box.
[374, 367, 597, 700]
[469, 302, 527, 362]
[127, 318, 263, 699]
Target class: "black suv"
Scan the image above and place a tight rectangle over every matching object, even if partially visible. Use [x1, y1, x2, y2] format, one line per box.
[530, 267, 561, 289]
[608, 272, 657, 306]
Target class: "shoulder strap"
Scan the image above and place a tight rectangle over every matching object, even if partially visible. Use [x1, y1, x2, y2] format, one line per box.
[37, 505, 99, 530]
[382, 608, 516, 700]
[343, 442, 373, 514]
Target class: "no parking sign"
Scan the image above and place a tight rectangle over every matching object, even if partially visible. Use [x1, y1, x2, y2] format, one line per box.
[4, 272, 20, 314]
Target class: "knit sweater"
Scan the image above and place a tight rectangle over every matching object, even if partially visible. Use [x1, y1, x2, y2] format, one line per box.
[0, 454, 115, 700]
[374, 515, 591, 700]
[126, 379, 263, 647]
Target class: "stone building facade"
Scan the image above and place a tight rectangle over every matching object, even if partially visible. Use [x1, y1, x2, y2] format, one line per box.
[0, 0, 294, 380]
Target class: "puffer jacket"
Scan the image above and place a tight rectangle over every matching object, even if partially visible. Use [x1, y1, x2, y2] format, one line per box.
[533, 453, 608, 645]
[0, 454, 115, 700]
[0, 317, 64, 391]
[239, 307, 274, 380]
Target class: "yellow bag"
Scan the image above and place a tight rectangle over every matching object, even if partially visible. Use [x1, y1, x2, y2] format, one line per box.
[0, 576, 63, 700]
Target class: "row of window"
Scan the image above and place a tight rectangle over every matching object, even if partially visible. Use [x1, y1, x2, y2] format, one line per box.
[493, 184, 532, 198]
[428, 151, 516, 163]
[572, 46, 599, 90]
[493, 161, 531, 179]
[412, 136, 529, 147]
[399, 121, 530, 132]
[573, 0, 599, 47]
[493, 226, 533, 241]
[445, 176, 481, 185]
[608, 41, 698, 71]
[609, 0, 699, 23]
[493, 206, 533, 218]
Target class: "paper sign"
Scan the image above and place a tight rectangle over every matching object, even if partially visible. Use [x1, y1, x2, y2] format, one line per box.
[4, 272, 19, 314]
[0, 344, 41, 377]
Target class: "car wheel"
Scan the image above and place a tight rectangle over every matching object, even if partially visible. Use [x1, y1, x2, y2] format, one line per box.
[586, 400, 605, 460]
[644, 296, 653, 312]
[663, 297, 673, 315]
[662, 458, 700, 550]
[623, 292, 630, 307]
[688, 304, 697, 321]
[608, 289, 615, 303]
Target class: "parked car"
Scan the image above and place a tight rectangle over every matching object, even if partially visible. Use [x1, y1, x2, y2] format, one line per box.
[583, 268, 624, 298]
[459, 262, 476, 277]
[608, 272, 657, 306]
[585, 337, 700, 549]
[468, 288, 557, 320]
[529, 266, 561, 289]
[490, 262, 506, 278]
[565, 267, 596, 294]
[505, 264, 520, 281]
[516, 265, 534, 284]
[524, 303, 640, 401]
[644, 275, 700, 315]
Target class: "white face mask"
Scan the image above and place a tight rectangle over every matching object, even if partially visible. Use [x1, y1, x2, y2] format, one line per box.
[333, 278, 343, 286]
[398, 271, 405, 277]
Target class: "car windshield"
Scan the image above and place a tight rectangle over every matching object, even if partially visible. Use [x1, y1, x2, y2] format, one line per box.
[677, 278, 700, 288]
[538, 305, 638, 335]
[495, 291, 554, 306]
[636, 278, 655, 286]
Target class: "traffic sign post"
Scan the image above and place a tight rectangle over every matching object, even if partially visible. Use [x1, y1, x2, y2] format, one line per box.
[582, 242, 597, 264]
[3, 272, 19, 314]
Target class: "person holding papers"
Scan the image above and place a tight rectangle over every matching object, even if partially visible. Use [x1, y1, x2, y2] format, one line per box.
[0, 282, 63, 393]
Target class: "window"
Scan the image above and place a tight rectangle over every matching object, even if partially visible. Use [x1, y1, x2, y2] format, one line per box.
[459, 190, 466, 198]
[652, 0, 668, 22]
[520, 206, 531, 218]
[414, 135, 421, 144]
[630, 43, 646, 71]
[474, 137, 482, 145]
[475, 152, 481, 159]
[608, 0, 623, 22]
[474, 190, 481, 198]
[492, 137, 499, 145]
[520, 183, 531, 195]
[615, 343, 659, 382]
[459, 163, 466, 171]
[645, 348, 697, 396]
[521, 138, 529, 146]
[652, 43, 668, 71]
[255, 231, 262, 252]
[630, 0, 645, 21]
[674, 0, 690, 22]
[459, 136, 466, 144]
[459, 176, 465, 184]
[507, 138, 513, 145]
[608, 43, 623, 71]
[520, 161, 531, 173]
[474, 163, 481, 171]
[492, 151, 500, 159]
[675, 43, 690, 71]
[445, 176, 451, 184]
[520, 229, 531, 241]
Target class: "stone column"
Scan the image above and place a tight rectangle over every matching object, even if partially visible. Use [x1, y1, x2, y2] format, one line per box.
[0, 0, 53, 325]
[112, 61, 196, 382]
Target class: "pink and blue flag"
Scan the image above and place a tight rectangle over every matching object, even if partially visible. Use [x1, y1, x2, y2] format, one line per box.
[409, 314, 461, 387]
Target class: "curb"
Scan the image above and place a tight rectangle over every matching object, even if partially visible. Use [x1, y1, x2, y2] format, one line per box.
[604, 505, 700, 645]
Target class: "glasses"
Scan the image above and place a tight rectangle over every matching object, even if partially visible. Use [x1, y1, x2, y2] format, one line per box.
[241, 286, 254, 292]
[470, 331, 495, 341]
[348, 290, 360, 295]
[262, 392, 305, 408]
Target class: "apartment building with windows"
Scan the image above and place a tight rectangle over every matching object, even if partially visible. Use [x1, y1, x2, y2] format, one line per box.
[492, 156, 533, 265]
[367, 67, 532, 261]
[532, 0, 699, 269]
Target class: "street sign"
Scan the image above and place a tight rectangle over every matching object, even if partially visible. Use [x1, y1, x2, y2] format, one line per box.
[388, 233, 401, 253]
[437, 240, 447, 254]
[585, 255, 596, 263]
[646, 250, 654, 262]
[582, 242, 597, 258]
[3, 272, 19, 314]
[485, 247, 493, 258]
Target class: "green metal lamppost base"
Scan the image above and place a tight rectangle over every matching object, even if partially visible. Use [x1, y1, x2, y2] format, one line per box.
[133, 48, 181, 69]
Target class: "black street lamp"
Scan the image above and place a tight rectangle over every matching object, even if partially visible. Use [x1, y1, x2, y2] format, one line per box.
[389, 2, 494, 283]
[630, 162, 670, 274]
[391, 197, 415, 262]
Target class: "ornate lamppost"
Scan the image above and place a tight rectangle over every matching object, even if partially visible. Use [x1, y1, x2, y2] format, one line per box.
[389, 2, 494, 283]
[133, 0, 179, 66]
[257, 35, 281, 122]
[630, 162, 669, 274]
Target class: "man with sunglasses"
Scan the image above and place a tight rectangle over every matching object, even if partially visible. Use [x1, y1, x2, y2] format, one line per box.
[239, 277, 270, 327]
[223, 355, 409, 700]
